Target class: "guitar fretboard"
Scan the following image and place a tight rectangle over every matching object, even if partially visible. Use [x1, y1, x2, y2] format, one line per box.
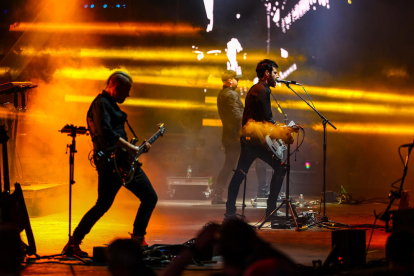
[137, 130, 163, 157]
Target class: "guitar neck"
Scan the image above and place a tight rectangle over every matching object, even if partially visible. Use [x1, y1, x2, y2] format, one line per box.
[137, 130, 162, 156]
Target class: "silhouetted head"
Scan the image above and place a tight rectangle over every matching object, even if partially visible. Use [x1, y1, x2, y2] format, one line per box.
[107, 238, 154, 276]
[386, 231, 414, 269]
[105, 71, 133, 104]
[219, 219, 257, 267]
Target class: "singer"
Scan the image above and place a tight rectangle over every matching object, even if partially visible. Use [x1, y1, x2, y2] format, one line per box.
[224, 59, 288, 221]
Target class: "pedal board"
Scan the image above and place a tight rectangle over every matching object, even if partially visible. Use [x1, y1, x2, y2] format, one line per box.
[270, 215, 308, 229]
[271, 220, 303, 229]
[251, 197, 298, 208]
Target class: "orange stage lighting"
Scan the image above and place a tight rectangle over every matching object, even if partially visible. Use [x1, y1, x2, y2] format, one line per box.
[65, 95, 216, 111]
[206, 97, 414, 117]
[9, 22, 201, 36]
[312, 123, 414, 135]
[54, 67, 216, 85]
[202, 119, 222, 127]
[204, 120, 414, 136]
[280, 100, 414, 116]
[302, 86, 414, 105]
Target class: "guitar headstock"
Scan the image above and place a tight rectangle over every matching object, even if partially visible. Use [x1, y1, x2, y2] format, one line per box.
[158, 123, 166, 136]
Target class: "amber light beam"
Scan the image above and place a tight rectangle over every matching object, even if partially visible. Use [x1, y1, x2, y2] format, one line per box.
[312, 123, 414, 135]
[203, 120, 414, 135]
[9, 22, 201, 36]
[64, 95, 216, 111]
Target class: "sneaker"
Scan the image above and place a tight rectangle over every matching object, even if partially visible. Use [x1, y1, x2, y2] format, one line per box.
[130, 233, 149, 247]
[211, 195, 225, 205]
[257, 189, 270, 198]
[62, 236, 89, 258]
[222, 213, 245, 223]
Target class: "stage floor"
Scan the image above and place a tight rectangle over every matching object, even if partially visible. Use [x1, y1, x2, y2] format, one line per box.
[21, 198, 391, 275]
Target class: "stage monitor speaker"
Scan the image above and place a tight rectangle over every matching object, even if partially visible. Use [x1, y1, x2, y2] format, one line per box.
[390, 209, 414, 234]
[329, 229, 366, 269]
[167, 177, 212, 199]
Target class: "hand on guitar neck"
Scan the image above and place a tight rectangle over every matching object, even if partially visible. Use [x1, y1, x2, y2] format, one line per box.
[116, 137, 150, 157]
[140, 139, 151, 153]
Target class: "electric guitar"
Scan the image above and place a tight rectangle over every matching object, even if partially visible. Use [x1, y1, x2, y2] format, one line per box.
[113, 123, 165, 185]
[265, 121, 300, 160]
[242, 120, 300, 161]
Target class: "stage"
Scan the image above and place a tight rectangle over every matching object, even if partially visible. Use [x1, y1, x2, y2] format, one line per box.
[20, 197, 391, 275]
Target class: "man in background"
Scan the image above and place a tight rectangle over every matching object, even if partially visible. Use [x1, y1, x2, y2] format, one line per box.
[212, 70, 269, 204]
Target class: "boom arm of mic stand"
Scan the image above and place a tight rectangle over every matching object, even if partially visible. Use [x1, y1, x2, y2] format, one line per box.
[284, 84, 337, 130]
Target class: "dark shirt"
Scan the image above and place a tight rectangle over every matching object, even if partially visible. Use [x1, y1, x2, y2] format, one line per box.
[87, 91, 128, 153]
[242, 80, 276, 126]
[217, 85, 244, 143]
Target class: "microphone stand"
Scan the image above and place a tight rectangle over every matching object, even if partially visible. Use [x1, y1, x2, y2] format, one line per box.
[379, 144, 414, 231]
[258, 95, 299, 230]
[283, 83, 336, 222]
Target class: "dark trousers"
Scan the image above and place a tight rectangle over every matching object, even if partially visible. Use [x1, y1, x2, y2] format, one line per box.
[213, 142, 240, 197]
[255, 159, 268, 191]
[73, 164, 158, 240]
[226, 143, 286, 215]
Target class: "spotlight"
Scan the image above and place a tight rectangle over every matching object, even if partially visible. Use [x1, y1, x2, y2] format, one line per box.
[4, 10, 7, 13]
[103, 4, 107, 8]
[116, 4, 120, 8]
[84, 4, 88, 8]
[123, 4, 126, 8]
[90, 4, 95, 8]
[236, 14, 240, 19]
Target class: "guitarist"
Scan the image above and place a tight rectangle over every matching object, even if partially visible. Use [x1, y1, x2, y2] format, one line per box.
[64, 71, 157, 257]
[224, 59, 287, 221]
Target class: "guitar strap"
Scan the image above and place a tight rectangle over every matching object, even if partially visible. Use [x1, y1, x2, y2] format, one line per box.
[125, 119, 138, 140]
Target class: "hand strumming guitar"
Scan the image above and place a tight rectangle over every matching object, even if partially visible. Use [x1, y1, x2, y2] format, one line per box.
[116, 137, 139, 156]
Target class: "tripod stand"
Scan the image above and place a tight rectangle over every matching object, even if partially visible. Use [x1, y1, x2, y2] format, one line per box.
[380, 143, 414, 230]
[62, 125, 88, 260]
[34, 125, 89, 263]
[258, 144, 300, 230]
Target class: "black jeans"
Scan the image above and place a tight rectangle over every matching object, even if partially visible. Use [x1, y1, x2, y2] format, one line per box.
[73, 163, 158, 240]
[255, 159, 268, 192]
[226, 143, 286, 216]
[212, 142, 240, 197]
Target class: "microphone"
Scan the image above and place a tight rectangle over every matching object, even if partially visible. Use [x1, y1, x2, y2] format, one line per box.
[276, 78, 301, 86]
[401, 143, 414, 148]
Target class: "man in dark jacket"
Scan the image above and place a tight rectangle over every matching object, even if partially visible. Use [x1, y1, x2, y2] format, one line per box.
[63, 71, 157, 257]
[225, 59, 287, 219]
[212, 70, 243, 204]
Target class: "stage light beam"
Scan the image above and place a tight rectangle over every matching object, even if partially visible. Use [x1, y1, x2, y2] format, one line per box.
[9, 22, 202, 36]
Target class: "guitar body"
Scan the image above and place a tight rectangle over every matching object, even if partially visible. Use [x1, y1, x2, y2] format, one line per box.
[265, 121, 300, 160]
[113, 147, 140, 185]
[242, 120, 299, 161]
[113, 123, 165, 185]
